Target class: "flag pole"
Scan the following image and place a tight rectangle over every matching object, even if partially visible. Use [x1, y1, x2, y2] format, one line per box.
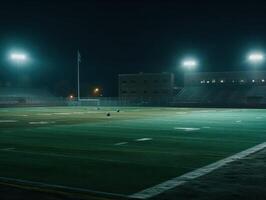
[77, 50, 80, 101]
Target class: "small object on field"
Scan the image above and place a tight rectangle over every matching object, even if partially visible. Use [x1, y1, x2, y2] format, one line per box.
[106, 112, 111, 117]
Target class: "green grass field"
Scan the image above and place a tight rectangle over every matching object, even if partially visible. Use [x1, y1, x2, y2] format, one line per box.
[0, 106, 265, 197]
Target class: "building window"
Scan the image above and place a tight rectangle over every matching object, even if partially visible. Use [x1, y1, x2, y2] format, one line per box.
[206, 80, 210, 84]
[262, 79, 265, 82]
[200, 80, 205, 84]
[220, 80, 224, 83]
[212, 79, 216, 83]
[252, 80, 255, 83]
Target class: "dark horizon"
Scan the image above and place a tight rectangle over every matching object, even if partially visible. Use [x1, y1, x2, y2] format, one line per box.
[1, 1, 266, 97]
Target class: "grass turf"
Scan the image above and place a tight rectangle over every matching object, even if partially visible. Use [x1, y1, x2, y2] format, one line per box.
[0, 107, 265, 196]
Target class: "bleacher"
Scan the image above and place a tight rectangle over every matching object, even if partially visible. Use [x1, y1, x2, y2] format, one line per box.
[175, 85, 266, 107]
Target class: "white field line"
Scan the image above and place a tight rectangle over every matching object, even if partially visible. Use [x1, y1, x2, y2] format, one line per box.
[0, 120, 17, 123]
[0, 149, 137, 165]
[114, 142, 128, 146]
[135, 138, 152, 142]
[174, 127, 200, 131]
[29, 121, 55, 125]
[0, 176, 127, 198]
[129, 142, 266, 199]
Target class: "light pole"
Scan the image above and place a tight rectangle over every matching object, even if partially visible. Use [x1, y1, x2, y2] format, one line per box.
[77, 50, 81, 101]
[8, 51, 29, 87]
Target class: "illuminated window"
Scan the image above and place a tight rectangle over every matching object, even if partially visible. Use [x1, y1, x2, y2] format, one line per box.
[212, 79, 216, 83]
[262, 79, 265, 82]
[206, 80, 210, 84]
[252, 80, 255, 83]
[240, 80, 244, 83]
[220, 80, 224, 83]
[200, 80, 205, 84]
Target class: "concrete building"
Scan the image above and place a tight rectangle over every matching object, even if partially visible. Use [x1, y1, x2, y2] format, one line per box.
[118, 72, 174, 98]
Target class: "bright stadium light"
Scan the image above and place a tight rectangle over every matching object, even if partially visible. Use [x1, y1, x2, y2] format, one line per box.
[247, 52, 264, 64]
[10, 52, 28, 62]
[181, 58, 198, 70]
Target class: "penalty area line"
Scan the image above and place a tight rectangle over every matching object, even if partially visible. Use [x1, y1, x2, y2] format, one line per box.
[129, 142, 266, 199]
[0, 176, 127, 199]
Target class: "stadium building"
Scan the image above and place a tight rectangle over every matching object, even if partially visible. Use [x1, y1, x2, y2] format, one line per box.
[118, 72, 174, 98]
[175, 71, 266, 107]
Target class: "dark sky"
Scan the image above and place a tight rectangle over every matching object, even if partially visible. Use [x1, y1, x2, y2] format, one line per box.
[1, 1, 266, 96]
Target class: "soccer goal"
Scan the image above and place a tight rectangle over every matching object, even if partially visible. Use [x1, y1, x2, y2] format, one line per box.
[78, 98, 100, 106]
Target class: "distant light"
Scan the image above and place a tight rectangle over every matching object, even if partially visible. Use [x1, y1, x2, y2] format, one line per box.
[94, 88, 99, 93]
[248, 52, 264, 64]
[252, 79, 255, 83]
[206, 80, 210, 84]
[10, 53, 27, 61]
[69, 95, 74, 99]
[212, 79, 216, 83]
[220, 80, 224, 83]
[262, 79, 265, 82]
[182, 58, 198, 70]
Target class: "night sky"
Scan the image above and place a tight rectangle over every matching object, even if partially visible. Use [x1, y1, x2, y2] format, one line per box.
[1, 1, 266, 96]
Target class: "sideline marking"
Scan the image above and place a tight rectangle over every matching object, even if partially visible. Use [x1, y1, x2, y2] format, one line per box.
[129, 142, 266, 199]
[0, 176, 127, 199]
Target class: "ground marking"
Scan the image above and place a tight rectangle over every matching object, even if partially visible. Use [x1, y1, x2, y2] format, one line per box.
[53, 112, 72, 115]
[174, 127, 200, 131]
[29, 121, 56, 125]
[0, 120, 17, 123]
[0, 176, 127, 199]
[202, 126, 211, 129]
[1, 148, 15, 151]
[129, 142, 266, 199]
[114, 142, 128, 146]
[37, 113, 52, 116]
[236, 120, 242, 123]
[135, 138, 152, 142]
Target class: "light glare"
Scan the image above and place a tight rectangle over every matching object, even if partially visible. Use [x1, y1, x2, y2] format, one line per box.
[182, 58, 198, 70]
[248, 52, 264, 63]
[10, 53, 27, 61]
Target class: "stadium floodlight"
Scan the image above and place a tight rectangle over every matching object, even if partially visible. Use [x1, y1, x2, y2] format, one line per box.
[94, 88, 99, 93]
[247, 52, 264, 64]
[9, 52, 28, 62]
[181, 58, 198, 70]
